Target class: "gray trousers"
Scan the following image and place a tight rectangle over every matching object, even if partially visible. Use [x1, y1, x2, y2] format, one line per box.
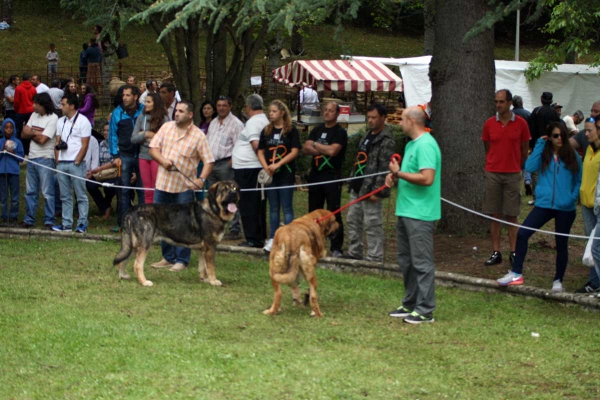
[347, 191, 384, 262]
[397, 217, 436, 316]
[207, 158, 241, 234]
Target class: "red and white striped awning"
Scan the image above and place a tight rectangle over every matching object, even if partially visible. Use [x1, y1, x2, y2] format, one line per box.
[272, 59, 402, 92]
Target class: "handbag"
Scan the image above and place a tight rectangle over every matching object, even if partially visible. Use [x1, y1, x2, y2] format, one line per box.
[93, 167, 119, 182]
[257, 169, 272, 201]
[583, 227, 596, 267]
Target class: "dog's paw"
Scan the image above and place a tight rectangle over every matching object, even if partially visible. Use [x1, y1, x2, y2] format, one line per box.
[119, 273, 131, 280]
[209, 279, 222, 287]
[263, 309, 277, 315]
[310, 310, 323, 318]
[142, 280, 154, 287]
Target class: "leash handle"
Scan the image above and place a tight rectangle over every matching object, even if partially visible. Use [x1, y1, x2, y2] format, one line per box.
[315, 154, 402, 224]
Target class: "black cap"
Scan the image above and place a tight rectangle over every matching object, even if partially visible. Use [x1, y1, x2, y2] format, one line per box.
[541, 92, 553, 102]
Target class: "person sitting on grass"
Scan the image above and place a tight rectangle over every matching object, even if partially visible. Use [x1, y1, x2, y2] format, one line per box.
[0, 119, 24, 225]
[497, 122, 582, 292]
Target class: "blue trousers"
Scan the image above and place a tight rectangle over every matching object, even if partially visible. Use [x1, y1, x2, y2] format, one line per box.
[154, 189, 194, 265]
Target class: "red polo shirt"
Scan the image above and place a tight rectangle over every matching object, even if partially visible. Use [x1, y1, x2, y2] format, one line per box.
[482, 113, 530, 173]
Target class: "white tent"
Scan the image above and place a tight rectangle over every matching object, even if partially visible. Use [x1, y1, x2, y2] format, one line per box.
[346, 55, 600, 118]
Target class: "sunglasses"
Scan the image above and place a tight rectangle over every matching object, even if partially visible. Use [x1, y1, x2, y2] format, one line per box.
[552, 134, 561, 139]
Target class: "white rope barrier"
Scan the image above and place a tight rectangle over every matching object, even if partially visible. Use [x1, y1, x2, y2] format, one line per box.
[3, 150, 596, 241]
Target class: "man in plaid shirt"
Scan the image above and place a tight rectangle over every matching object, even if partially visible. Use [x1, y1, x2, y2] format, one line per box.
[149, 100, 215, 272]
[206, 95, 244, 240]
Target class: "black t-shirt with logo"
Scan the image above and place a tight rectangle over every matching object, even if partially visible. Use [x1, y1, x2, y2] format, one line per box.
[258, 126, 301, 184]
[308, 124, 348, 177]
[350, 131, 378, 194]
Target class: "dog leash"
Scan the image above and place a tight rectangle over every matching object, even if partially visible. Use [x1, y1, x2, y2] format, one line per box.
[171, 166, 206, 192]
[315, 154, 402, 224]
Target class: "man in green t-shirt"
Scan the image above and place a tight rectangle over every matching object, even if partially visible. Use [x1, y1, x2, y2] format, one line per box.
[385, 106, 441, 324]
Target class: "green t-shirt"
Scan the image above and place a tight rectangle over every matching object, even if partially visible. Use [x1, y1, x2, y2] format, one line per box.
[395, 133, 441, 221]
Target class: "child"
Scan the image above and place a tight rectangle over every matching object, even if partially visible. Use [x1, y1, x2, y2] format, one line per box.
[0, 118, 24, 224]
[46, 43, 59, 81]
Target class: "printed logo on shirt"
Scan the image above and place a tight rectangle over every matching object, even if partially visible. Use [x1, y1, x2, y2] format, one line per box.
[354, 151, 368, 176]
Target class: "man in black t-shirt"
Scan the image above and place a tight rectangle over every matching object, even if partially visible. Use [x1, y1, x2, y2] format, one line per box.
[302, 102, 348, 257]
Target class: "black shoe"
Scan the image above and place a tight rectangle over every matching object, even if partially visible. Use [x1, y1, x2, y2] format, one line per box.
[509, 252, 516, 267]
[21, 221, 34, 229]
[224, 231, 241, 241]
[389, 306, 412, 318]
[484, 251, 502, 266]
[574, 281, 600, 294]
[403, 311, 434, 324]
[238, 240, 263, 248]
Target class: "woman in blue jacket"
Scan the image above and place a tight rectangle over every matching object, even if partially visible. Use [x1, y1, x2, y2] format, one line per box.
[0, 118, 24, 223]
[497, 122, 582, 292]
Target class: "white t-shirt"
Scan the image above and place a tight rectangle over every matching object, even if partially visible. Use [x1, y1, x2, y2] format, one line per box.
[46, 50, 59, 65]
[232, 113, 269, 169]
[563, 115, 578, 134]
[84, 135, 99, 171]
[26, 112, 58, 159]
[36, 83, 49, 94]
[56, 112, 92, 162]
[300, 87, 319, 104]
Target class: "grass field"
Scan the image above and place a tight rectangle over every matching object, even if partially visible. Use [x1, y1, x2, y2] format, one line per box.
[0, 237, 598, 399]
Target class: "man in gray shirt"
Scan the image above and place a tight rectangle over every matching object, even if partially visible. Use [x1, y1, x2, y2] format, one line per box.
[3, 75, 19, 121]
[46, 80, 64, 117]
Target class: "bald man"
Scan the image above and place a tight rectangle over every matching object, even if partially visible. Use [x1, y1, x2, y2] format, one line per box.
[386, 106, 441, 324]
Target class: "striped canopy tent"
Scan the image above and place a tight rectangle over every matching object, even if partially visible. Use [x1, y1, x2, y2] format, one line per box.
[272, 59, 403, 92]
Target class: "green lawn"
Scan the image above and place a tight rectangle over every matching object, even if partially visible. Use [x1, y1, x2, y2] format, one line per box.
[0, 237, 598, 399]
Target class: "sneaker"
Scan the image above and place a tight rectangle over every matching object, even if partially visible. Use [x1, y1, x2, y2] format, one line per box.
[151, 258, 173, 269]
[551, 280, 564, 293]
[75, 223, 87, 234]
[263, 238, 273, 253]
[44, 224, 54, 230]
[52, 224, 72, 232]
[389, 306, 412, 318]
[509, 252, 516, 267]
[527, 200, 535, 206]
[224, 231, 241, 241]
[497, 271, 523, 286]
[403, 311, 434, 324]
[574, 281, 600, 294]
[169, 262, 187, 272]
[331, 250, 343, 258]
[484, 251, 502, 266]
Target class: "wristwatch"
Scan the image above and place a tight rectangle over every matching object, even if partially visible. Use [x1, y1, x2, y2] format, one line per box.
[313, 141, 317, 148]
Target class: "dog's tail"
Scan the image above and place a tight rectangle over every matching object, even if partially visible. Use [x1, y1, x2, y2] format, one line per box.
[113, 220, 133, 266]
[271, 243, 302, 285]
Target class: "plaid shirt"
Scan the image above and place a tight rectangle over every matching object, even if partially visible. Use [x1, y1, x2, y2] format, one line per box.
[149, 121, 214, 193]
[206, 112, 244, 161]
[99, 140, 113, 166]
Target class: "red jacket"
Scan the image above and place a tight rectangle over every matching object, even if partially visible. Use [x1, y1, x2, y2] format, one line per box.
[14, 80, 37, 114]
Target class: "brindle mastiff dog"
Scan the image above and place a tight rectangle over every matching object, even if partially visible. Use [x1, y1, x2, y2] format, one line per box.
[113, 181, 240, 287]
[264, 209, 339, 317]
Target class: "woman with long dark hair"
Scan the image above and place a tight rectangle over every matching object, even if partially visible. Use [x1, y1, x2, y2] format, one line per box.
[79, 83, 99, 126]
[257, 100, 301, 252]
[199, 100, 217, 133]
[131, 92, 168, 204]
[497, 122, 582, 291]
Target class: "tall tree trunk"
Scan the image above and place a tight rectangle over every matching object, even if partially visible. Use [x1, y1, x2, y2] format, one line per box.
[423, 0, 435, 55]
[430, 0, 495, 234]
[210, 25, 227, 102]
[265, 32, 285, 99]
[290, 24, 304, 55]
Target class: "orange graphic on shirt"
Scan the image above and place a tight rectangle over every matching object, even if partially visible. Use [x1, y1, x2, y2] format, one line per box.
[269, 144, 287, 164]
[354, 151, 368, 176]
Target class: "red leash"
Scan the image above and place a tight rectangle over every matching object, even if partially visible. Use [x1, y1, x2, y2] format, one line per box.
[315, 154, 402, 224]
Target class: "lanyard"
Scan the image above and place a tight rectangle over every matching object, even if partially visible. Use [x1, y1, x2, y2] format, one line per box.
[60, 112, 80, 144]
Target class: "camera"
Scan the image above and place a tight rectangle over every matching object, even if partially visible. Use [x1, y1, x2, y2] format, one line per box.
[55, 139, 68, 151]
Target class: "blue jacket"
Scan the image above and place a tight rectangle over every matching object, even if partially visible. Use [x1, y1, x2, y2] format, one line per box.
[0, 119, 24, 175]
[525, 138, 582, 211]
[108, 103, 144, 157]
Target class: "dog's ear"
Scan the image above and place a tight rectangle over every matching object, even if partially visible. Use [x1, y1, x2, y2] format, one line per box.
[208, 183, 218, 203]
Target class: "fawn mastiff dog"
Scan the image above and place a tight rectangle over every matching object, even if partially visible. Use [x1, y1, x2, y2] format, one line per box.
[264, 209, 339, 317]
[113, 181, 240, 287]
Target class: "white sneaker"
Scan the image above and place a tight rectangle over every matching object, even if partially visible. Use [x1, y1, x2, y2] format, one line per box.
[331, 250, 343, 258]
[263, 238, 273, 253]
[551, 280, 564, 292]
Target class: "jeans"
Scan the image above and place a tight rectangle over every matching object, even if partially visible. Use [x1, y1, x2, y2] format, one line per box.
[511, 207, 576, 282]
[47, 63, 58, 80]
[24, 157, 56, 226]
[118, 155, 144, 226]
[0, 173, 20, 219]
[138, 158, 159, 204]
[154, 189, 194, 265]
[56, 162, 89, 228]
[581, 206, 600, 286]
[265, 184, 294, 238]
